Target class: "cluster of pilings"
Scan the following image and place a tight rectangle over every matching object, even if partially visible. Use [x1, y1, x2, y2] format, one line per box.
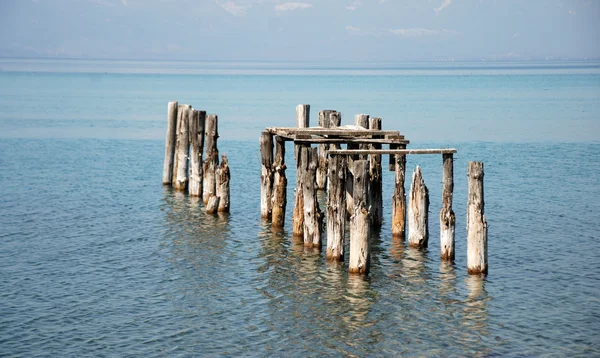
[260, 104, 488, 275]
[162, 101, 230, 214]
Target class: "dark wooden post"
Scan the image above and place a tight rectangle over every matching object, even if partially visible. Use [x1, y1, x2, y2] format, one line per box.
[203, 114, 219, 204]
[346, 114, 370, 217]
[369, 117, 383, 227]
[349, 159, 370, 274]
[216, 154, 230, 213]
[189, 109, 206, 197]
[326, 154, 346, 261]
[259, 131, 274, 219]
[408, 165, 429, 248]
[293, 104, 310, 236]
[316, 109, 334, 190]
[162, 101, 178, 185]
[440, 153, 455, 260]
[391, 147, 407, 238]
[302, 146, 323, 248]
[271, 136, 287, 229]
[467, 161, 488, 274]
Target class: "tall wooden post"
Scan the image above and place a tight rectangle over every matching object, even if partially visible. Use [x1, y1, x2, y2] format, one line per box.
[173, 107, 191, 191]
[467, 161, 487, 274]
[408, 166, 429, 248]
[302, 147, 323, 248]
[172, 104, 191, 187]
[293, 104, 310, 236]
[272, 136, 287, 229]
[369, 117, 383, 227]
[326, 154, 346, 261]
[216, 154, 230, 213]
[346, 114, 370, 217]
[391, 148, 407, 238]
[440, 153, 456, 260]
[259, 131, 274, 219]
[349, 159, 370, 274]
[189, 109, 206, 197]
[316, 109, 334, 190]
[203, 114, 219, 204]
[162, 101, 178, 185]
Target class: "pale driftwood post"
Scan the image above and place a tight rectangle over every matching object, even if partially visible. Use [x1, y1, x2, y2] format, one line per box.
[259, 131, 274, 219]
[329, 111, 341, 129]
[316, 109, 334, 190]
[326, 154, 346, 261]
[203, 114, 219, 204]
[173, 107, 191, 191]
[162, 101, 178, 185]
[467, 161, 488, 274]
[302, 147, 323, 248]
[189, 110, 206, 197]
[271, 137, 287, 229]
[440, 153, 456, 260]
[172, 104, 190, 187]
[205, 195, 220, 214]
[349, 159, 370, 274]
[216, 154, 230, 213]
[369, 117, 383, 227]
[292, 104, 310, 237]
[346, 114, 370, 216]
[391, 148, 407, 238]
[408, 166, 429, 248]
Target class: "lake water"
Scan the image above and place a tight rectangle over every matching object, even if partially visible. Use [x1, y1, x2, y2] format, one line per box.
[1, 59, 599, 356]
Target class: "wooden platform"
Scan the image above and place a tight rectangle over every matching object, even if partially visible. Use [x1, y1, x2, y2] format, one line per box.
[329, 148, 457, 156]
[266, 126, 410, 145]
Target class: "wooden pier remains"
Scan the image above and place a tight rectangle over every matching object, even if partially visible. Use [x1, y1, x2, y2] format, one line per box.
[258, 104, 483, 275]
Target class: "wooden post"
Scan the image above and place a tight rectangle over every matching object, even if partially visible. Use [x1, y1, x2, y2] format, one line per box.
[467, 161, 488, 274]
[302, 146, 323, 248]
[326, 154, 346, 260]
[259, 131, 274, 219]
[316, 110, 334, 190]
[216, 154, 230, 213]
[271, 136, 287, 229]
[293, 104, 310, 236]
[440, 153, 456, 261]
[203, 114, 219, 204]
[349, 159, 370, 274]
[162, 101, 178, 185]
[369, 117, 383, 228]
[408, 166, 429, 248]
[173, 106, 191, 191]
[354, 114, 369, 129]
[189, 109, 206, 197]
[172, 104, 191, 187]
[391, 148, 407, 238]
[329, 111, 341, 128]
[346, 114, 370, 216]
[205, 195, 220, 214]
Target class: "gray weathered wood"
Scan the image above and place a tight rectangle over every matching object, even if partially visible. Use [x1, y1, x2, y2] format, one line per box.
[216, 154, 230, 213]
[173, 107, 191, 191]
[349, 159, 370, 274]
[268, 127, 401, 138]
[302, 147, 323, 248]
[467, 161, 488, 274]
[172, 104, 190, 187]
[408, 166, 429, 248]
[189, 109, 206, 197]
[346, 115, 369, 218]
[391, 149, 407, 238]
[205, 195, 220, 214]
[203, 114, 219, 204]
[354, 114, 370, 129]
[259, 131, 274, 219]
[292, 105, 310, 236]
[369, 117, 383, 227]
[271, 136, 287, 229]
[316, 109, 334, 190]
[326, 154, 346, 261]
[440, 153, 455, 261]
[329, 111, 341, 128]
[330, 148, 457, 155]
[162, 101, 178, 185]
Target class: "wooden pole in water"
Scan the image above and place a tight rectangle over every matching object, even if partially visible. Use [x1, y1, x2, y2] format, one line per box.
[467, 161, 488, 274]
[369, 117, 383, 228]
[292, 104, 310, 237]
[259, 131, 274, 219]
[205, 195, 220, 214]
[349, 159, 370, 274]
[216, 154, 230, 213]
[162, 101, 178, 185]
[271, 136, 287, 229]
[408, 166, 429, 248]
[302, 146, 323, 248]
[172, 104, 191, 187]
[173, 106, 191, 191]
[189, 110, 206, 197]
[316, 109, 334, 190]
[346, 114, 370, 217]
[326, 154, 346, 261]
[391, 147, 407, 238]
[440, 153, 456, 260]
[203, 114, 219, 204]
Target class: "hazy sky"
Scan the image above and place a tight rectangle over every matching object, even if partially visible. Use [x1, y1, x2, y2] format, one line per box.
[1, 0, 598, 61]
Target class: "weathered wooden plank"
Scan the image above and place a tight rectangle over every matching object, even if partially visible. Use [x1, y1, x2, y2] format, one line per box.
[330, 148, 457, 155]
[267, 127, 402, 137]
[293, 105, 310, 236]
[216, 154, 230, 213]
[326, 154, 346, 261]
[259, 131, 274, 219]
[271, 136, 287, 230]
[408, 166, 429, 248]
[440, 153, 455, 261]
[202, 114, 219, 204]
[316, 110, 335, 190]
[302, 147, 323, 248]
[173, 107, 191, 191]
[348, 159, 370, 274]
[162, 101, 178, 185]
[369, 117, 383, 228]
[189, 109, 206, 197]
[467, 161, 488, 274]
[391, 149, 407, 238]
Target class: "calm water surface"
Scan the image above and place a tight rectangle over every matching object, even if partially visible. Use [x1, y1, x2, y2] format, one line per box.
[0, 60, 599, 356]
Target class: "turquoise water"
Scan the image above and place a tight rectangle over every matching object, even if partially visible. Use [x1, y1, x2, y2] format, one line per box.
[1, 60, 599, 356]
